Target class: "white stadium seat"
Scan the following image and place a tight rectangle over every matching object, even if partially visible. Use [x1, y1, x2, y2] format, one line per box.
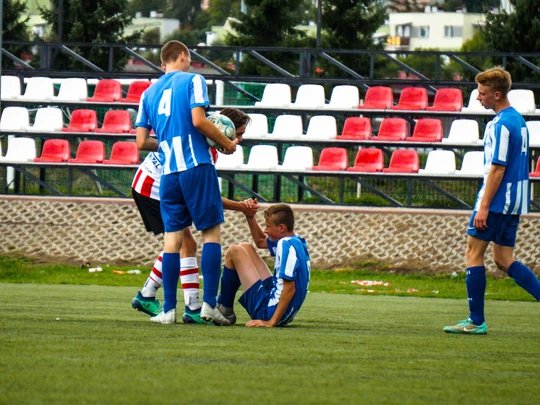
[419, 150, 456, 174]
[442, 119, 480, 144]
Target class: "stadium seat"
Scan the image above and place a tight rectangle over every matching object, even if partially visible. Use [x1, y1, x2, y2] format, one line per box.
[530, 156, 540, 178]
[53, 78, 88, 101]
[96, 110, 133, 133]
[290, 84, 325, 108]
[120, 80, 152, 103]
[508, 89, 537, 114]
[1, 75, 21, 99]
[68, 140, 105, 163]
[27, 107, 64, 132]
[456, 151, 484, 175]
[279, 146, 314, 170]
[427, 88, 463, 111]
[87, 79, 122, 102]
[526, 121, 540, 147]
[103, 141, 140, 164]
[462, 89, 494, 113]
[347, 148, 384, 172]
[243, 113, 268, 139]
[406, 119, 443, 142]
[339, 117, 372, 140]
[34, 139, 70, 162]
[215, 145, 244, 169]
[0, 106, 30, 131]
[392, 87, 428, 110]
[18, 77, 55, 101]
[357, 86, 393, 109]
[0, 137, 36, 161]
[419, 150, 456, 174]
[312, 147, 348, 171]
[305, 115, 337, 139]
[373, 117, 408, 141]
[62, 109, 98, 132]
[442, 119, 480, 144]
[254, 83, 291, 107]
[382, 150, 420, 173]
[268, 115, 303, 138]
[244, 145, 279, 170]
[325, 85, 359, 109]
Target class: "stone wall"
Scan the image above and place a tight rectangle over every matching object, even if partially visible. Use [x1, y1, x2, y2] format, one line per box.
[1, 196, 539, 274]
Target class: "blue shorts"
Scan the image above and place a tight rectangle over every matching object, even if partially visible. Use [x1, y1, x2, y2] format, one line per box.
[238, 277, 274, 321]
[159, 164, 224, 233]
[467, 211, 520, 247]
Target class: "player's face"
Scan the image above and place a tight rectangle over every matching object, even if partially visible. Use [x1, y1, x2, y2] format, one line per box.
[264, 218, 283, 241]
[477, 83, 498, 110]
[235, 124, 246, 143]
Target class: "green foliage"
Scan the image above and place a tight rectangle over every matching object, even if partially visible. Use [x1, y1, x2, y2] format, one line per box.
[204, 0, 242, 27]
[140, 28, 161, 45]
[163, 28, 206, 47]
[483, 0, 540, 83]
[39, 0, 141, 71]
[166, 0, 203, 30]
[127, 0, 166, 17]
[2, 0, 30, 68]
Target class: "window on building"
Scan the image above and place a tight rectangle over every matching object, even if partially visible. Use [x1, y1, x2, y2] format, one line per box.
[444, 26, 463, 38]
[396, 24, 411, 38]
[420, 26, 430, 38]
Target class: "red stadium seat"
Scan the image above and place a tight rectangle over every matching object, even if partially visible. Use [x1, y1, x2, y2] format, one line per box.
[103, 142, 140, 165]
[406, 119, 443, 142]
[427, 88, 463, 111]
[347, 148, 384, 172]
[530, 157, 540, 178]
[312, 147, 349, 171]
[373, 118, 408, 141]
[357, 86, 393, 109]
[96, 110, 133, 133]
[34, 139, 70, 162]
[87, 79, 122, 102]
[392, 87, 428, 110]
[382, 150, 420, 173]
[62, 109, 98, 132]
[68, 140, 105, 163]
[339, 117, 372, 140]
[120, 80, 151, 103]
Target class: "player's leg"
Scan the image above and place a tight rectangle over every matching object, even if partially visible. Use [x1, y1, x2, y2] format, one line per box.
[238, 242, 273, 281]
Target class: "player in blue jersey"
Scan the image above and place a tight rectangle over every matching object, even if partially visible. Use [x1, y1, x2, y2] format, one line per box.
[444, 67, 540, 335]
[217, 203, 311, 327]
[136, 40, 238, 325]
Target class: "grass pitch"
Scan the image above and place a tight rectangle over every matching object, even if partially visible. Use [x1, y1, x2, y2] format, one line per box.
[0, 283, 538, 405]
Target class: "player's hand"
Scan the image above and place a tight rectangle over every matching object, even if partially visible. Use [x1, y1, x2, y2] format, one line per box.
[241, 198, 259, 218]
[221, 138, 238, 155]
[246, 319, 274, 327]
[474, 207, 488, 231]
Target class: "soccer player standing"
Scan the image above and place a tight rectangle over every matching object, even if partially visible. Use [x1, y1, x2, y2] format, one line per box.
[136, 40, 237, 325]
[444, 67, 540, 335]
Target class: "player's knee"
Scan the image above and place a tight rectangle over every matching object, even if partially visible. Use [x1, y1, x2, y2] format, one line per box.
[492, 254, 512, 273]
[239, 242, 254, 252]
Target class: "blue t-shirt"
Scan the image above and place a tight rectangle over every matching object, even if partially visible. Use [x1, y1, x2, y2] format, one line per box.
[266, 235, 311, 326]
[136, 71, 213, 175]
[475, 106, 530, 215]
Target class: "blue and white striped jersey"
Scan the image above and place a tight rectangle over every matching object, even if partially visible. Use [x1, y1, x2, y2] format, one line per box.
[475, 106, 530, 215]
[266, 235, 311, 326]
[136, 71, 213, 175]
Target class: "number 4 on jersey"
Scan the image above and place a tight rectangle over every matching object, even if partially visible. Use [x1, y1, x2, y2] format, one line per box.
[158, 89, 172, 117]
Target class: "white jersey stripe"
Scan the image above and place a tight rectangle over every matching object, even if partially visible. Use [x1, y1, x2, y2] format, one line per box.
[498, 125, 509, 162]
[188, 134, 198, 166]
[172, 136, 186, 171]
[284, 246, 298, 278]
[511, 181, 522, 215]
[503, 183, 511, 214]
[192, 75, 205, 104]
[160, 141, 172, 174]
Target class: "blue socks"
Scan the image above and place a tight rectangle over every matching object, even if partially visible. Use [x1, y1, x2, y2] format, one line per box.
[466, 266, 486, 325]
[218, 265, 241, 308]
[508, 261, 540, 301]
[162, 252, 180, 313]
[200, 242, 222, 308]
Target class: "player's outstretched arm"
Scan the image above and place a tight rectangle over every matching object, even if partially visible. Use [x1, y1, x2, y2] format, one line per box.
[246, 280, 295, 327]
[245, 216, 267, 249]
[192, 107, 237, 154]
[136, 127, 158, 151]
[222, 198, 259, 217]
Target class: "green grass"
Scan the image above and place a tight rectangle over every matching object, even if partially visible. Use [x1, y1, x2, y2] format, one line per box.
[0, 283, 538, 405]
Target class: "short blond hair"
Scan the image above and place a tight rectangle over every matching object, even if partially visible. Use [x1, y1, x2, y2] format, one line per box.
[475, 67, 512, 96]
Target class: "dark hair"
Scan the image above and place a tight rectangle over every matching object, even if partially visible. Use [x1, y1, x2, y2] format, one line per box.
[475, 67, 512, 96]
[220, 107, 251, 129]
[160, 40, 189, 64]
[264, 203, 295, 232]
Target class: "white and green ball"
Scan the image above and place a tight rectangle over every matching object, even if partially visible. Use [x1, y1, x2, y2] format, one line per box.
[206, 113, 236, 151]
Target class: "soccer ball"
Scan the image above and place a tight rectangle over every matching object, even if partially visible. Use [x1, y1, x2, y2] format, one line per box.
[206, 113, 236, 152]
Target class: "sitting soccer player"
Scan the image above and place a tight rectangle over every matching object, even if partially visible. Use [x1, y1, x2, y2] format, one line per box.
[217, 203, 311, 327]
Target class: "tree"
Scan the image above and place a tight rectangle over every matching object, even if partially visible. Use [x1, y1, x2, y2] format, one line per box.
[2, 0, 30, 68]
[483, 0, 540, 83]
[225, 0, 314, 75]
[40, 0, 141, 71]
[318, 0, 387, 78]
[165, 0, 203, 30]
[127, 0, 166, 18]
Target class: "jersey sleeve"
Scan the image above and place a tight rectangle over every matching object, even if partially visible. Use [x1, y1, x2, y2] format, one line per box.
[277, 240, 299, 282]
[266, 238, 277, 257]
[491, 123, 510, 166]
[189, 74, 210, 109]
[135, 90, 152, 130]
